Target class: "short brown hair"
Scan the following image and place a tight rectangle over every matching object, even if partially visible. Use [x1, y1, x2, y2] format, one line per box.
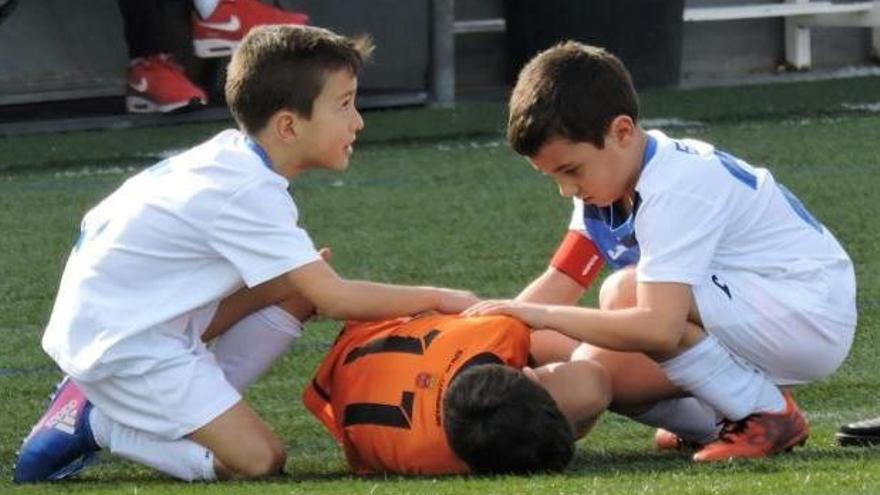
[443, 364, 575, 474]
[507, 42, 639, 156]
[225, 25, 374, 134]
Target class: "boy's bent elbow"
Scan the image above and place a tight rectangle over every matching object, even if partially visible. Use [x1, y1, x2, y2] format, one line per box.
[287, 263, 356, 319]
[585, 362, 612, 413]
[313, 299, 351, 320]
[598, 366, 612, 409]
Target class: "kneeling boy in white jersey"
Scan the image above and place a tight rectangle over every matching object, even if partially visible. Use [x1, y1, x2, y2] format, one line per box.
[14, 25, 477, 483]
[465, 41, 857, 462]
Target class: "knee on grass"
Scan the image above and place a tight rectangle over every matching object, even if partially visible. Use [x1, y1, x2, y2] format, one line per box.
[221, 438, 286, 479]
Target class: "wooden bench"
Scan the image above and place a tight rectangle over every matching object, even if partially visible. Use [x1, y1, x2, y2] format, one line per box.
[683, 0, 880, 69]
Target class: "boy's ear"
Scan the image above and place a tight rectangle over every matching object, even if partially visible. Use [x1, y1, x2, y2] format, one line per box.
[272, 110, 304, 144]
[609, 115, 636, 145]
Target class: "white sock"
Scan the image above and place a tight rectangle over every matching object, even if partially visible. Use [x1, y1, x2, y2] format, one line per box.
[89, 408, 216, 481]
[210, 305, 302, 393]
[660, 334, 785, 421]
[193, 0, 220, 19]
[631, 397, 722, 444]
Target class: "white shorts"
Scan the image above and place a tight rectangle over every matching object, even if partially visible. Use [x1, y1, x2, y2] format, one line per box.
[76, 303, 241, 440]
[692, 263, 856, 386]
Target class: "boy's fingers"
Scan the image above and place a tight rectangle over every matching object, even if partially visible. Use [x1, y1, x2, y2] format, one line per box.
[462, 300, 505, 317]
[462, 300, 490, 315]
[435, 289, 481, 314]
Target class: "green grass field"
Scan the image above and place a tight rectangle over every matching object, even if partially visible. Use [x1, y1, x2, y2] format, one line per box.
[2, 76, 879, 494]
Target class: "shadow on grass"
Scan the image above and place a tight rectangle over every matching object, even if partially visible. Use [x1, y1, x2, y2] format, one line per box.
[565, 449, 691, 475]
[562, 445, 880, 477]
[293, 446, 880, 482]
[7, 447, 880, 490]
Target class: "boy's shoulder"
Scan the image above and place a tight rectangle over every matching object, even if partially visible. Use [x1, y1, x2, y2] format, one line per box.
[135, 129, 288, 211]
[163, 129, 275, 180]
[180, 129, 246, 163]
[647, 130, 716, 162]
[639, 130, 724, 192]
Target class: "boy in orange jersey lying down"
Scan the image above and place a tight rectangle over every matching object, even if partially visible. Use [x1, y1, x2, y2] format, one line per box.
[303, 313, 613, 474]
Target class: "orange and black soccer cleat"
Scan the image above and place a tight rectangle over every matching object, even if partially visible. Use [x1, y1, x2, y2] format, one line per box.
[693, 391, 808, 462]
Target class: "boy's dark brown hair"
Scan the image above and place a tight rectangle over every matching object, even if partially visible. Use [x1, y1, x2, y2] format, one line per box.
[225, 25, 374, 134]
[443, 364, 575, 474]
[507, 41, 639, 156]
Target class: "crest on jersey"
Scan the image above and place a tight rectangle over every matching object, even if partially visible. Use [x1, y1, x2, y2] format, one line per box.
[415, 372, 435, 389]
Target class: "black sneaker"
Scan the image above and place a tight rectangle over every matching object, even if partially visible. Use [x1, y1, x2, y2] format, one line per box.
[837, 416, 880, 446]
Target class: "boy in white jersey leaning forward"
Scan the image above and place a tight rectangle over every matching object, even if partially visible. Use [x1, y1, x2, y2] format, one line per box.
[14, 25, 477, 483]
[464, 41, 857, 461]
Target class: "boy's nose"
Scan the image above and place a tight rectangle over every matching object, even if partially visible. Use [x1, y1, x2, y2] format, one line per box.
[352, 108, 365, 132]
[558, 182, 578, 198]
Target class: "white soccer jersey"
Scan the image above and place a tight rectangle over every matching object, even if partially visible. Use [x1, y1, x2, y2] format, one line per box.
[569, 130, 855, 326]
[43, 130, 321, 380]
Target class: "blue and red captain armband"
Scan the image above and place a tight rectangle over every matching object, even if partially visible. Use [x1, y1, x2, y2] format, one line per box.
[549, 231, 604, 288]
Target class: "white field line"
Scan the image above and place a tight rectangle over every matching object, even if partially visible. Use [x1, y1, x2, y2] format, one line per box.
[842, 102, 880, 112]
[642, 118, 705, 128]
[53, 165, 140, 178]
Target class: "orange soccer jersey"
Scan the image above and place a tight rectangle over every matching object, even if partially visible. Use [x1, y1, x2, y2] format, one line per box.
[302, 314, 530, 475]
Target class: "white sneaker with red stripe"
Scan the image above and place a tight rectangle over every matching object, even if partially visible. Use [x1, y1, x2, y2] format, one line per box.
[192, 0, 309, 58]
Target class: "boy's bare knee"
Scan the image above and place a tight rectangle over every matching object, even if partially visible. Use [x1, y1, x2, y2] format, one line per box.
[599, 267, 637, 310]
[190, 402, 287, 480]
[235, 439, 286, 478]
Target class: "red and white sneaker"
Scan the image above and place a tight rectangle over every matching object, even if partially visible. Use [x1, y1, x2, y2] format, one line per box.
[126, 54, 207, 114]
[693, 391, 809, 462]
[192, 0, 309, 58]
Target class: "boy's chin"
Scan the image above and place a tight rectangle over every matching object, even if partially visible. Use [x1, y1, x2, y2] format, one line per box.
[318, 159, 350, 172]
[586, 198, 613, 207]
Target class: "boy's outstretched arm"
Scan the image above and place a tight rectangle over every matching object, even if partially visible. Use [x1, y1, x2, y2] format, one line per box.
[517, 267, 590, 363]
[518, 231, 603, 305]
[465, 281, 697, 356]
[516, 267, 587, 305]
[285, 259, 479, 320]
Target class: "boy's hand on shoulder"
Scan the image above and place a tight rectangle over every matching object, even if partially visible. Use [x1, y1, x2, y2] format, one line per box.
[462, 299, 546, 328]
[433, 288, 480, 314]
